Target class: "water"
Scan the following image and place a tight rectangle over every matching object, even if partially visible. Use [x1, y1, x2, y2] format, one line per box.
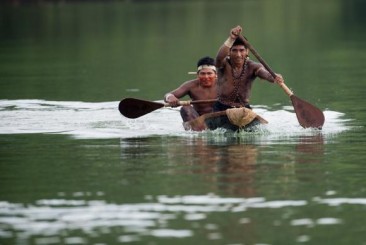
[1, 0, 366, 245]
[0, 100, 361, 245]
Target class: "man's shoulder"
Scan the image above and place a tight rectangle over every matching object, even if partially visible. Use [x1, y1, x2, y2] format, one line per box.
[247, 59, 263, 70]
[217, 57, 230, 71]
[186, 78, 199, 83]
[182, 79, 199, 87]
[247, 59, 261, 66]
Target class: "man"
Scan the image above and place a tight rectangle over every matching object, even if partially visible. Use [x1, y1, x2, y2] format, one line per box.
[214, 25, 284, 112]
[164, 56, 217, 122]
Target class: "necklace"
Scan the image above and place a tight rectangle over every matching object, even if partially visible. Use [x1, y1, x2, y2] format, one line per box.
[218, 57, 249, 106]
[229, 57, 248, 102]
[231, 57, 248, 80]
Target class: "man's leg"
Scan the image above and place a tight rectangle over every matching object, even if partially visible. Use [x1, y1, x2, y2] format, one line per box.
[180, 106, 199, 122]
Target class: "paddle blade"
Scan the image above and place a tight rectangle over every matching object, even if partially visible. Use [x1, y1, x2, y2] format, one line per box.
[290, 95, 325, 129]
[118, 98, 164, 119]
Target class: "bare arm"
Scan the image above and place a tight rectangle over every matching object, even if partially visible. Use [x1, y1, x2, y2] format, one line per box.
[255, 66, 275, 82]
[216, 26, 243, 68]
[215, 44, 230, 69]
[255, 66, 284, 84]
[164, 81, 194, 107]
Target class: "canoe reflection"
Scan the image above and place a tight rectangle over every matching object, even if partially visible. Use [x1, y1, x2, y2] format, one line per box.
[162, 137, 260, 196]
[164, 134, 325, 196]
[120, 134, 325, 197]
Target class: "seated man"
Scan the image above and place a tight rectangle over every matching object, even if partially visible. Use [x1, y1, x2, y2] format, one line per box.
[164, 56, 217, 122]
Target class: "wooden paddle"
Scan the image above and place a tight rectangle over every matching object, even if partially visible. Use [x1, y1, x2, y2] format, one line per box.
[119, 97, 217, 119]
[241, 36, 325, 129]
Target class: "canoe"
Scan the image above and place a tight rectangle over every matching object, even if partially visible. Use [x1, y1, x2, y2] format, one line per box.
[183, 108, 268, 132]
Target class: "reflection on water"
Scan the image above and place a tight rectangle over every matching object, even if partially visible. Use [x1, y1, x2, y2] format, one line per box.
[1, 194, 356, 244]
[295, 134, 325, 164]
[296, 134, 324, 154]
[156, 134, 326, 197]
[173, 138, 261, 196]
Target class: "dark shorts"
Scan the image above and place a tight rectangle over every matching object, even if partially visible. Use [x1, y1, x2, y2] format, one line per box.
[213, 101, 252, 112]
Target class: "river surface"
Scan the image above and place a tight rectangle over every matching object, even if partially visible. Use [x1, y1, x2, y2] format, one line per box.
[1, 1, 366, 245]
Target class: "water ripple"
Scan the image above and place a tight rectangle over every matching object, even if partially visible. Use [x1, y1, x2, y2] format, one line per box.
[1, 194, 359, 242]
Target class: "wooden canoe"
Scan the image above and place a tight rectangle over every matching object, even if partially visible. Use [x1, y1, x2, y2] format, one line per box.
[183, 109, 268, 132]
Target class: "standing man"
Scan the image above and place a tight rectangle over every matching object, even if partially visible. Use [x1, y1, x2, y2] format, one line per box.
[214, 25, 284, 112]
[164, 56, 217, 122]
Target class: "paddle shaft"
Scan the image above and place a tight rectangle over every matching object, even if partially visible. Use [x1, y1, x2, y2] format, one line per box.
[241, 37, 293, 96]
[170, 99, 217, 107]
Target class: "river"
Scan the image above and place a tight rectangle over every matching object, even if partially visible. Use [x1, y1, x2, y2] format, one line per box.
[1, 1, 366, 244]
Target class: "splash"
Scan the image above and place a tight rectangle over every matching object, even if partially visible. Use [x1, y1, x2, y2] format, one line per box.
[0, 99, 351, 140]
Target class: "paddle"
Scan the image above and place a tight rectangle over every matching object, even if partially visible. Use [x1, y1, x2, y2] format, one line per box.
[241, 36, 325, 129]
[118, 97, 217, 119]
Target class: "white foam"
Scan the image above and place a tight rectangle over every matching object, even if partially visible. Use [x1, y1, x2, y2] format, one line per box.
[0, 99, 352, 140]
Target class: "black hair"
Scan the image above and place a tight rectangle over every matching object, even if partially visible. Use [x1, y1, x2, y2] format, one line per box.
[233, 37, 246, 47]
[197, 56, 215, 67]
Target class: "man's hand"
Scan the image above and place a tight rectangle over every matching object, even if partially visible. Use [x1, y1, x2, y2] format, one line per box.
[274, 74, 284, 85]
[230, 25, 243, 39]
[165, 94, 180, 107]
[224, 25, 243, 48]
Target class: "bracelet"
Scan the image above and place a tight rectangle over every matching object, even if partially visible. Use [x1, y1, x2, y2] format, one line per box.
[165, 93, 174, 101]
[224, 37, 235, 48]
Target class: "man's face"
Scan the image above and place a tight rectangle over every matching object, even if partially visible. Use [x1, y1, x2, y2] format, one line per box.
[198, 67, 216, 87]
[230, 45, 248, 62]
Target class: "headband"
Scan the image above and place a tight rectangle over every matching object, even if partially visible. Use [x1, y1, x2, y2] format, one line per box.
[197, 65, 217, 72]
[187, 65, 217, 75]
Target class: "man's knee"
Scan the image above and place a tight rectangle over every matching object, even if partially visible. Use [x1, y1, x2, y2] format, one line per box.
[180, 106, 199, 122]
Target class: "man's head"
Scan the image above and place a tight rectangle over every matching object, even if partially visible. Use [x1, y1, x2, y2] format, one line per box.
[196, 56, 216, 72]
[196, 56, 217, 87]
[230, 38, 249, 64]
